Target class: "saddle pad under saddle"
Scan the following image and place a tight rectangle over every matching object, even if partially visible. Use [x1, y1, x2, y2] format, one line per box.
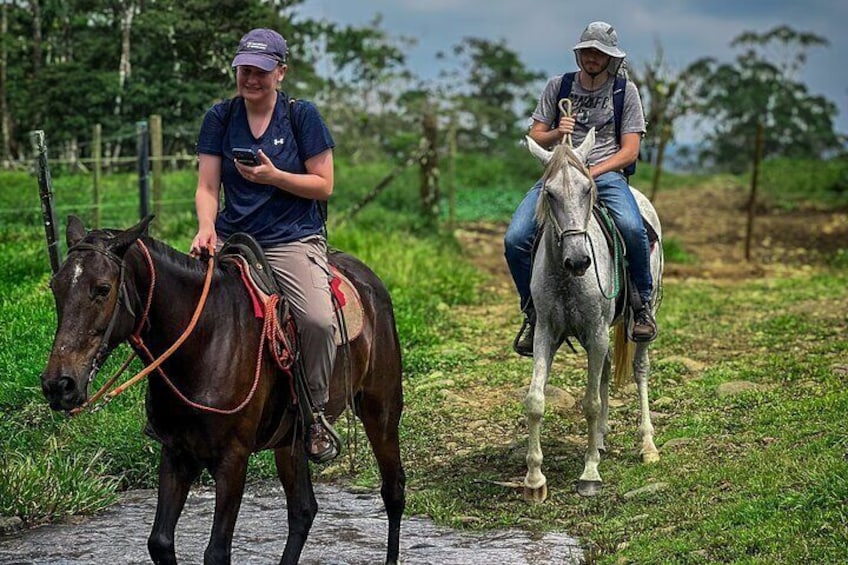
[329, 265, 364, 346]
[222, 253, 365, 347]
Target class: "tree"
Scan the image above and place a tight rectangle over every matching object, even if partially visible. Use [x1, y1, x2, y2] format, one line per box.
[318, 15, 415, 162]
[436, 37, 544, 152]
[684, 26, 841, 172]
[630, 42, 694, 198]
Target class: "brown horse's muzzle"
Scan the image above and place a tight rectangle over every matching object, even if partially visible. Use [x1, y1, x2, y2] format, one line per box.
[41, 372, 86, 412]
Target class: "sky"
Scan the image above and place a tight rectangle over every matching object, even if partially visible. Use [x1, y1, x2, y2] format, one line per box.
[296, 0, 848, 145]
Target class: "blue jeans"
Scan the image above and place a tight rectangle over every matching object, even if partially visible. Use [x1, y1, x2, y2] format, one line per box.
[504, 172, 653, 311]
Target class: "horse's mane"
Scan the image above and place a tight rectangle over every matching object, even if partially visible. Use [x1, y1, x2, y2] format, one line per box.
[141, 236, 216, 276]
[535, 143, 595, 225]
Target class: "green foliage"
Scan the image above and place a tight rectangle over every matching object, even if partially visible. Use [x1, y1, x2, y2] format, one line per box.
[662, 237, 695, 264]
[755, 156, 848, 209]
[0, 448, 118, 523]
[684, 26, 842, 172]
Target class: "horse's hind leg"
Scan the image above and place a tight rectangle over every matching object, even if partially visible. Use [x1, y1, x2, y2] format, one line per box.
[274, 446, 317, 565]
[359, 383, 406, 565]
[634, 343, 659, 463]
[148, 446, 200, 565]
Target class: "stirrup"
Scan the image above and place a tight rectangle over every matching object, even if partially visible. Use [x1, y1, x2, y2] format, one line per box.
[307, 411, 342, 464]
[630, 307, 658, 343]
[512, 316, 534, 357]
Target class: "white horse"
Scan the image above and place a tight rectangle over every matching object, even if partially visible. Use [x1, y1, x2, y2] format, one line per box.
[523, 131, 663, 502]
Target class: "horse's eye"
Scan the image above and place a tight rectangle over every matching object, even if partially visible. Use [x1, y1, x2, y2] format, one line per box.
[91, 283, 112, 301]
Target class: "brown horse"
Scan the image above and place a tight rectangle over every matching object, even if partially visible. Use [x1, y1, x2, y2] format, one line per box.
[40, 215, 405, 565]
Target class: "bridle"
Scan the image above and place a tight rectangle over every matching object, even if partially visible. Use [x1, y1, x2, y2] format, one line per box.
[59, 242, 137, 391]
[60, 239, 216, 415]
[542, 145, 597, 247]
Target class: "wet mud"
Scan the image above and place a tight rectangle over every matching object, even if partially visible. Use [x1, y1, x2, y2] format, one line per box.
[0, 482, 582, 564]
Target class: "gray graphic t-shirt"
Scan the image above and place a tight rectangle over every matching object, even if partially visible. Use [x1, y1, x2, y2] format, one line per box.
[531, 74, 646, 167]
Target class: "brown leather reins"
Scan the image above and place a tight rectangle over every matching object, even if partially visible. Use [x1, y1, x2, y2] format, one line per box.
[72, 240, 277, 416]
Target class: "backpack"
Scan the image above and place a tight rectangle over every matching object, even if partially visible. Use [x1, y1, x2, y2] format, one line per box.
[553, 72, 636, 177]
[221, 95, 328, 229]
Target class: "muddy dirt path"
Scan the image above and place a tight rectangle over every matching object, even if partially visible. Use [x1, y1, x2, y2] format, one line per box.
[0, 483, 581, 564]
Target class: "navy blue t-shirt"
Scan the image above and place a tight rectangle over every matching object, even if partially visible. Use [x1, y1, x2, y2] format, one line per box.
[196, 92, 335, 245]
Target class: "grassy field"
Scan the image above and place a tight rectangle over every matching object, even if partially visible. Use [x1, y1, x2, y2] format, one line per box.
[1, 150, 847, 563]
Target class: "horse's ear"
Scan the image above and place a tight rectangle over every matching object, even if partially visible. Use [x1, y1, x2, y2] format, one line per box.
[108, 215, 155, 256]
[66, 215, 87, 248]
[526, 136, 553, 165]
[575, 128, 596, 163]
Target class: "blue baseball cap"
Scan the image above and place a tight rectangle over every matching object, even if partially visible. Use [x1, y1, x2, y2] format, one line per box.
[231, 28, 287, 71]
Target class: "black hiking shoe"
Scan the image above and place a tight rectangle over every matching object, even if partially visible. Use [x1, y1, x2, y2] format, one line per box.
[307, 411, 341, 464]
[632, 303, 658, 343]
[512, 310, 535, 357]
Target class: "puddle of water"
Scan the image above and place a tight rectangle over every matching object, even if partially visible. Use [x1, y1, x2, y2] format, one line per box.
[0, 482, 583, 564]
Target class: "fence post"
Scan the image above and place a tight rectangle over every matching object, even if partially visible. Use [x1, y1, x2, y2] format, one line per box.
[137, 120, 150, 220]
[649, 122, 671, 202]
[30, 130, 62, 274]
[150, 114, 163, 223]
[419, 111, 440, 222]
[447, 119, 457, 230]
[92, 123, 102, 228]
[744, 123, 765, 262]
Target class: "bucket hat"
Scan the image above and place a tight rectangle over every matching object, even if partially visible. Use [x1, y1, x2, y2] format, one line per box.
[572, 21, 625, 59]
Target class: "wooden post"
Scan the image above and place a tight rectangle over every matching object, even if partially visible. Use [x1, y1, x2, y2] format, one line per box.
[744, 123, 765, 262]
[136, 120, 150, 220]
[447, 120, 457, 230]
[649, 122, 670, 202]
[150, 114, 163, 224]
[30, 130, 61, 274]
[419, 111, 440, 222]
[92, 123, 102, 228]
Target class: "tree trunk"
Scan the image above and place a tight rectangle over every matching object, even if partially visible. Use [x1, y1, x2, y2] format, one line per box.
[112, 2, 135, 160]
[30, 0, 43, 128]
[419, 111, 440, 221]
[1, 2, 10, 165]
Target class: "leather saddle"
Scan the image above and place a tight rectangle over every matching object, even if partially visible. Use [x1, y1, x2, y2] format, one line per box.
[219, 233, 364, 345]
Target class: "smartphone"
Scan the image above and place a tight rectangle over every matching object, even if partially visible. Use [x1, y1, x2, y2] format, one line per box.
[232, 147, 260, 167]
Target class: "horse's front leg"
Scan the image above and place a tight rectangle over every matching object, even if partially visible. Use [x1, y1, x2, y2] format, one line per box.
[634, 343, 659, 463]
[597, 351, 612, 454]
[148, 446, 201, 565]
[274, 443, 317, 565]
[577, 337, 609, 497]
[203, 451, 249, 565]
[523, 328, 556, 504]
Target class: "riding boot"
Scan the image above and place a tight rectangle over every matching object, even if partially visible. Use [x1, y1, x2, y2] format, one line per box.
[307, 408, 341, 464]
[632, 300, 658, 343]
[513, 306, 536, 357]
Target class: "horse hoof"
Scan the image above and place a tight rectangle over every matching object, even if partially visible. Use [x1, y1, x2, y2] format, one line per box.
[642, 451, 660, 464]
[523, 483, 548, 504]
[576, 479, 603, 497]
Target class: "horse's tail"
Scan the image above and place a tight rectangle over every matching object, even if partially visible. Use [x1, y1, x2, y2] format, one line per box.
[612, 321, 634, 390]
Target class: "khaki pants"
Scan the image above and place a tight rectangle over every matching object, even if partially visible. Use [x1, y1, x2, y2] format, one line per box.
[264, 236, 337, 407]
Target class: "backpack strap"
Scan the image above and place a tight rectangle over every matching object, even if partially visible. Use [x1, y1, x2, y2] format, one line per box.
[286, 97, 328, 231]
[612, 76, 636, 178]
[552, 72, 577, 128]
